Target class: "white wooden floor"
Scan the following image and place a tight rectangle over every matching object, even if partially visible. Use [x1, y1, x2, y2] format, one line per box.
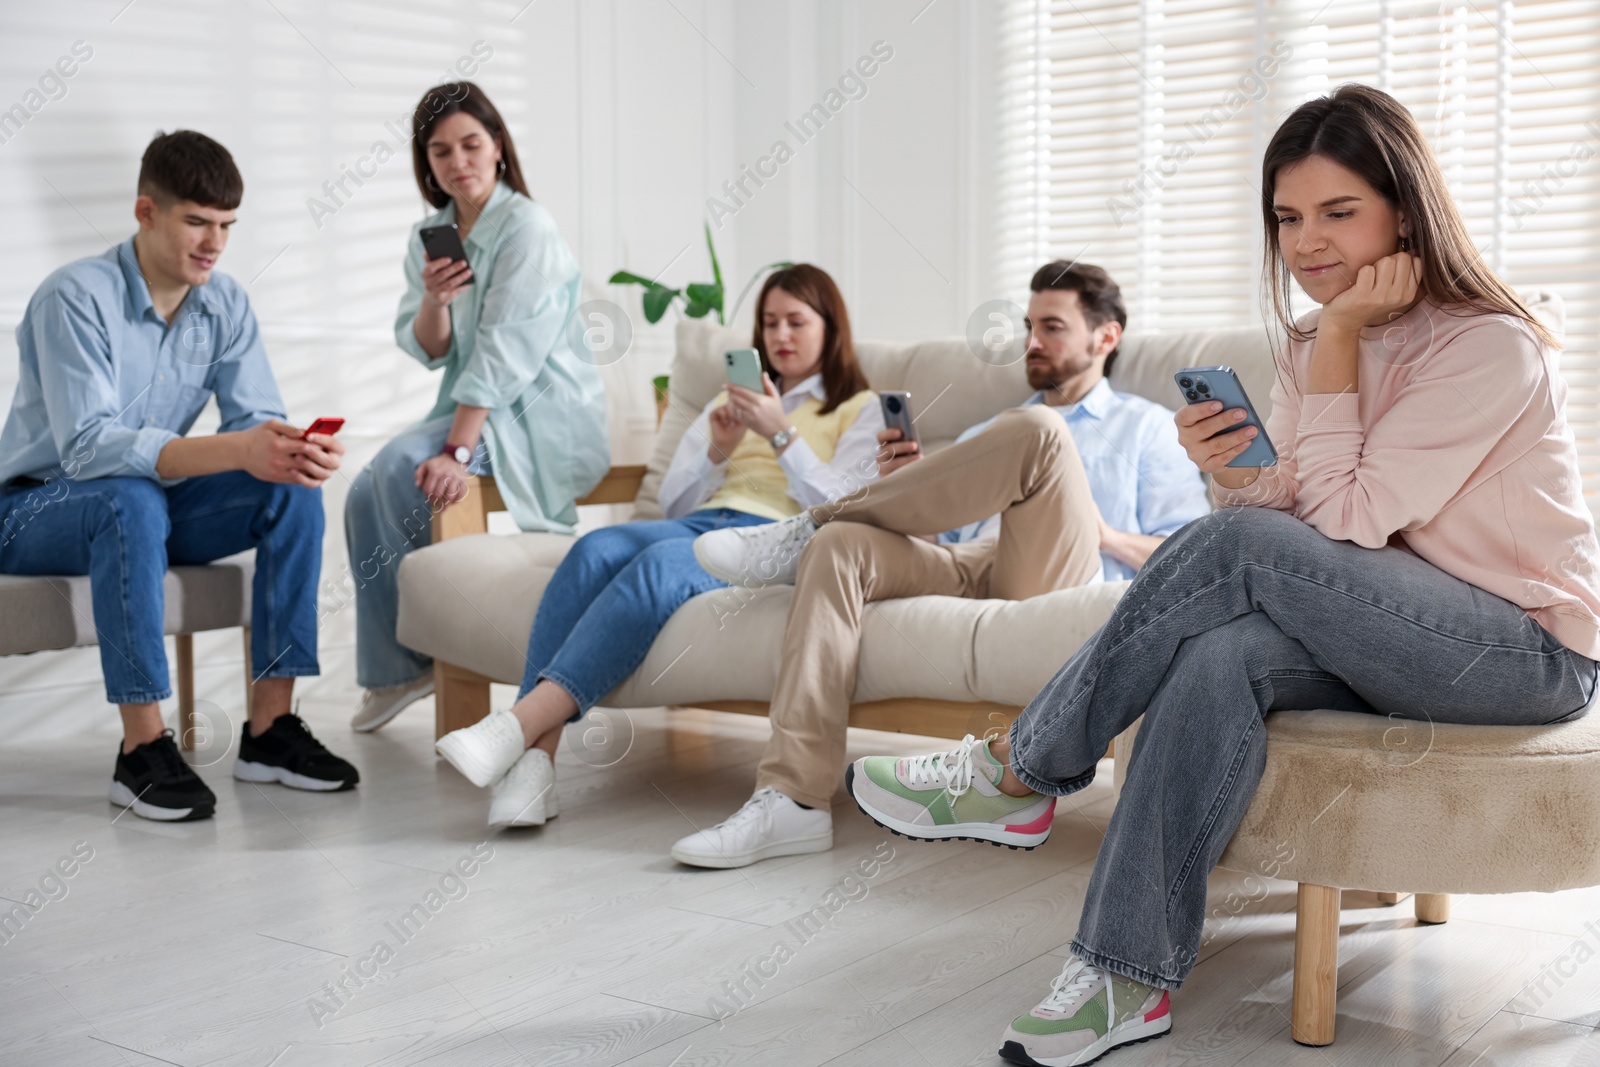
[3, 689, 1599, 1067]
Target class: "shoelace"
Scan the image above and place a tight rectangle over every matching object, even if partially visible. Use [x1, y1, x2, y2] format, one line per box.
[902, 734, 980, 797]
[711, 787, 781, 832]
[1039, 958, 1106, 1014]
[750, 515, 815, 560]
[144, 730, 193, 780]
[272, 714, 330, 755]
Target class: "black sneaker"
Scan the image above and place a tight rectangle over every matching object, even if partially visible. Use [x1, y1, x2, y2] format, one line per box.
[234, 714, 359, 792]
[110, 731, 217, 822]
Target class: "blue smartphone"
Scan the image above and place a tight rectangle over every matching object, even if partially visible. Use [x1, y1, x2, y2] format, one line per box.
[724, 348, 766, 393]
[1175, 366, 1277, 467]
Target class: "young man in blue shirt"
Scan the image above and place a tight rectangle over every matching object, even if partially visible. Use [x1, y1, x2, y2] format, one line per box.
[681, 262, 1210, 868]
[0, 130, 357, 821]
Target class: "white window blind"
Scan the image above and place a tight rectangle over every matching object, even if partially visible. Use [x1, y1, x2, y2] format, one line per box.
[995, 0, 1600, 503]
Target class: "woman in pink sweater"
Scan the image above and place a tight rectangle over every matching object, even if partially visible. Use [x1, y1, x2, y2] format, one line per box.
[842, 84, 1600, 1067]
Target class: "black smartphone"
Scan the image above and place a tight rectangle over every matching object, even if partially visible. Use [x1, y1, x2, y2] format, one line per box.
[879, 391, 919, 448]
[419, 224, 470, 273]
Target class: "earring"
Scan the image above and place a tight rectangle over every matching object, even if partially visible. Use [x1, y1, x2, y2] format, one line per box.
[1399, 235, 1411, 252]
[425, 172, 440, 192]
[496, 158, 506, 176]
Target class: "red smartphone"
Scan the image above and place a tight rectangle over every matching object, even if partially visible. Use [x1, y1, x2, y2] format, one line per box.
[303, 417, 345, 438]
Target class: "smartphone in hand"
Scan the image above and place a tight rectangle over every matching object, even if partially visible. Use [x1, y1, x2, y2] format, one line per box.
[419, 224, 471, 276]
[1175, 366, 1276, 467]
[724, 348, 766, 393]
[302, 417, 345, 439]
[879, 391, 919, 448]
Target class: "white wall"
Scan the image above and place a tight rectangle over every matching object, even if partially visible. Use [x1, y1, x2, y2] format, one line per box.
[0, 0, 999, 738]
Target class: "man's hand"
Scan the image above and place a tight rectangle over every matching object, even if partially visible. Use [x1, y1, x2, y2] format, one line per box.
[707, 403, 747, 462]
[876, 427, 920, 478]
[237, 420, 340, 487]
[415, 453, 469, 508]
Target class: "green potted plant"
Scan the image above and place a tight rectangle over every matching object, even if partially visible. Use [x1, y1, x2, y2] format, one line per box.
[610, 223, 792, 328]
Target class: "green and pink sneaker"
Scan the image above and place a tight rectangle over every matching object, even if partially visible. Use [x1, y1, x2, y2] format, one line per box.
[844, 734, 1054, 849]
[1000, 956, 1172, 1066]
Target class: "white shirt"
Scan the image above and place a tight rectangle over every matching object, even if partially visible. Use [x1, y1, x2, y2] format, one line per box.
[658, 373, 885, 519]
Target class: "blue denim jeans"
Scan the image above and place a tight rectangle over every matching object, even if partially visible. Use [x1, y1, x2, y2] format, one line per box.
[520, 509, 771, 714]
[343, 415, 490, 689]
[0, 472, 324, 704]
[1009, 506, 1599, 990]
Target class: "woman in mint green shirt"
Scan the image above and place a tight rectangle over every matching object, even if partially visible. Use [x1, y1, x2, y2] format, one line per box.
[345, 81, 609, 732]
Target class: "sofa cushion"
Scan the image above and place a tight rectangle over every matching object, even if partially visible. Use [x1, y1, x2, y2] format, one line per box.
[0, 554, 254, 658]
[397, 530, 1128, 710]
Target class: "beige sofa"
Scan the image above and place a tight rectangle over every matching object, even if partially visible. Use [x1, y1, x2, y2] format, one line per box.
[396, 316, 1277, 738]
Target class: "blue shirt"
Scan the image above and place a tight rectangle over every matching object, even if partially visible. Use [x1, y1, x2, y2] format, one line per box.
[0, 237, 284, 486]
[941, 380, 1210, 583]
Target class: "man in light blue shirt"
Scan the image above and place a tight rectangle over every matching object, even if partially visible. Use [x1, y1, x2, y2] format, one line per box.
[679, 261, 1211, 869]
[0, 130, 358, 821]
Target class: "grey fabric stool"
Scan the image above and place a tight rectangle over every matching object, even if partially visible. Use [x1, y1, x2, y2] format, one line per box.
[0, 552, 255, 749]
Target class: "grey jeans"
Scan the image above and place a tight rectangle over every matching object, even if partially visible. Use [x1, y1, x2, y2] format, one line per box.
[1009, 505, 1598, 990]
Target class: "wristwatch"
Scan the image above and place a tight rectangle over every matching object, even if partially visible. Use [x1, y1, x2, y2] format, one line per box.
[441, 443, 472, 465]
[769, 425, 800, 450]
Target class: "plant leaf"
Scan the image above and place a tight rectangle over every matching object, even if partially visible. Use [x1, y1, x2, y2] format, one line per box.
[685, 282, 722, 305]
[704, 222, 724, 290]
[642, 285, 677, 323]
[682, 299, 714, 319]
[608, 270, 658, 287]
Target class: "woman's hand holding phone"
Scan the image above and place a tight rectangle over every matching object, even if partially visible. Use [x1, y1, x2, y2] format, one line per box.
[1175, 401, 1261, 484]
[707, 403, 746, 462]
[420, 255, 473, 309]
[724, 376, 789, 440]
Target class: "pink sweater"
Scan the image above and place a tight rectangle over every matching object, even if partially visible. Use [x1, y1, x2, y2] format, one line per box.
[1216, 299, 1600, 660]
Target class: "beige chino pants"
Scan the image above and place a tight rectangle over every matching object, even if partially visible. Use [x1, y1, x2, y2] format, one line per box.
[755, 405, 1104, 810]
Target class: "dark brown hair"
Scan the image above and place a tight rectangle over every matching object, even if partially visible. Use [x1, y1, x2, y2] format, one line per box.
[138, 130, 243, 210]
[410, 82, 529, 208]
[751, 264, 870, 415]
[1261, 83, 1557, 348]
[1030, 260, 1129, 378]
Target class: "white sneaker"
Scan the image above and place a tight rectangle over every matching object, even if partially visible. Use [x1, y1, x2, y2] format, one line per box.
[692, 513, 819, 587]
[350, 676, 435, 732]
[670, 787, 832, 868]
[435, 708, 525, 788]
[489, 748, 560, 829]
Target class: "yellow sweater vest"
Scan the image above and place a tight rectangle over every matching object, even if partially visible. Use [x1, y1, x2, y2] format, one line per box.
[701, 389, 877, 520]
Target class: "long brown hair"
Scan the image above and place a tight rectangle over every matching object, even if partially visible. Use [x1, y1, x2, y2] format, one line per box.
[751, 264, 870, 415]
[410, 82, 530, 209]
[1261, 83, 1557, 348]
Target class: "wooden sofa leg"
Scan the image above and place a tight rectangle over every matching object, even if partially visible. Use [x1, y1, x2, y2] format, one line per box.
[1415, 893, 1450, 925]
[1376, 891, 1409, 906]
[434, 661, 491, 740]
[1292, 883, 1340, 1047]
[175, 633, 195, 751]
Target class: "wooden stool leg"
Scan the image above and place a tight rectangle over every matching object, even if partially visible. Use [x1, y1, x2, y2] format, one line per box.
[175, 633, 195, 751]
[435, 661, 491, 740]
[1376, 891, 1409, 906]
[1415, 893, 1450, 925]
[242, 626, 254, 718]
[1292, 883, 1340, 1047]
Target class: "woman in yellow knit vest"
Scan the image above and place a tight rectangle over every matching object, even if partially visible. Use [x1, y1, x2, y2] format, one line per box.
[434, 264, 882, 828]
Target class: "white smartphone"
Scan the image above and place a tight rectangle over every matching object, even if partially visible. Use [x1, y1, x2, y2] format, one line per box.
[724, 348, 765, 392]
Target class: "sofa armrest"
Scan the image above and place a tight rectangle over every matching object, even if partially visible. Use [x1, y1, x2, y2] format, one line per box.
[431, 467, 648, 542]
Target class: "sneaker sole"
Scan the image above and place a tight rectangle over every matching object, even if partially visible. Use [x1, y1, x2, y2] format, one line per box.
[489, 791, 560, 830]
[845, 764, 1050, 850]
[999, 1015, 1171, 1066]
[350, 681, 435, 733]
[233, 759, 355, 792]
[670, 831, 833, 869]
[109, 778, 214, 822]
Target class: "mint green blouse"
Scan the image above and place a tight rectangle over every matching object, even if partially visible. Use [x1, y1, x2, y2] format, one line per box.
[395, 182, 610, 533]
